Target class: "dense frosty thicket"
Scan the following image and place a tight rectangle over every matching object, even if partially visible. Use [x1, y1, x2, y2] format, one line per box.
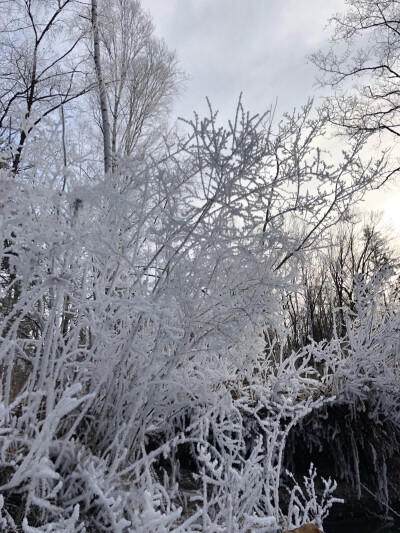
[1, 0, 400, 531]
[1, 97, 399, 531]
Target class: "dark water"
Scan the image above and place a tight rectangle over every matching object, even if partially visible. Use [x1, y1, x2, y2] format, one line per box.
[324, 519, 400, 532]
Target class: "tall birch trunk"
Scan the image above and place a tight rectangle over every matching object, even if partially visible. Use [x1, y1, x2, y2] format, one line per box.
[91, 0, 111, 174]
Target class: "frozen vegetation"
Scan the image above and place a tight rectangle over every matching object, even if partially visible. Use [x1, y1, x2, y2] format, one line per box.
[1, 0, 400, 531]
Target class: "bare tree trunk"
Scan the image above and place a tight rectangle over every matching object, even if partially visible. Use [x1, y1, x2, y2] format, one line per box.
[91, 0, 111, 174]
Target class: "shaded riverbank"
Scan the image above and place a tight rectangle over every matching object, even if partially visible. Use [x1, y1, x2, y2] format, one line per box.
[324, 518, 400, 532]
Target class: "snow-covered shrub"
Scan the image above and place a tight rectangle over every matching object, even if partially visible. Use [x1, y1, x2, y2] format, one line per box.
[0, 97, 389, 530]
[284, 263, 400, 514]
[285, 464, 343, 530]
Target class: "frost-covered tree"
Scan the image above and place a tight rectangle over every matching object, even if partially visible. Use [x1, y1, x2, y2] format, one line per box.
[91, 0, 112, 173]
[87, 0, 185, 170]
[0, 0, 91, 173]
[284, 211, 399, 347]
[311, 0, 400, 179]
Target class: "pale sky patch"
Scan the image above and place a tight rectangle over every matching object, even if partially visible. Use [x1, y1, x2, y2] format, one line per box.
[142, 0, 345, 119]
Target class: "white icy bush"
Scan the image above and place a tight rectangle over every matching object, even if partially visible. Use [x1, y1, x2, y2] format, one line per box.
[0, 99, 389, 530]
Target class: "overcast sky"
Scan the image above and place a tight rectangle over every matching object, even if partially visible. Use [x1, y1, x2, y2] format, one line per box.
[141, 0, 400, 231]
[141, 0, 345, 120]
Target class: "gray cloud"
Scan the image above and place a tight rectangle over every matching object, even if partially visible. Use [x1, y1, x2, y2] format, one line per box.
[141, 0, 400, 229]
[142, 0, 346, 121]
